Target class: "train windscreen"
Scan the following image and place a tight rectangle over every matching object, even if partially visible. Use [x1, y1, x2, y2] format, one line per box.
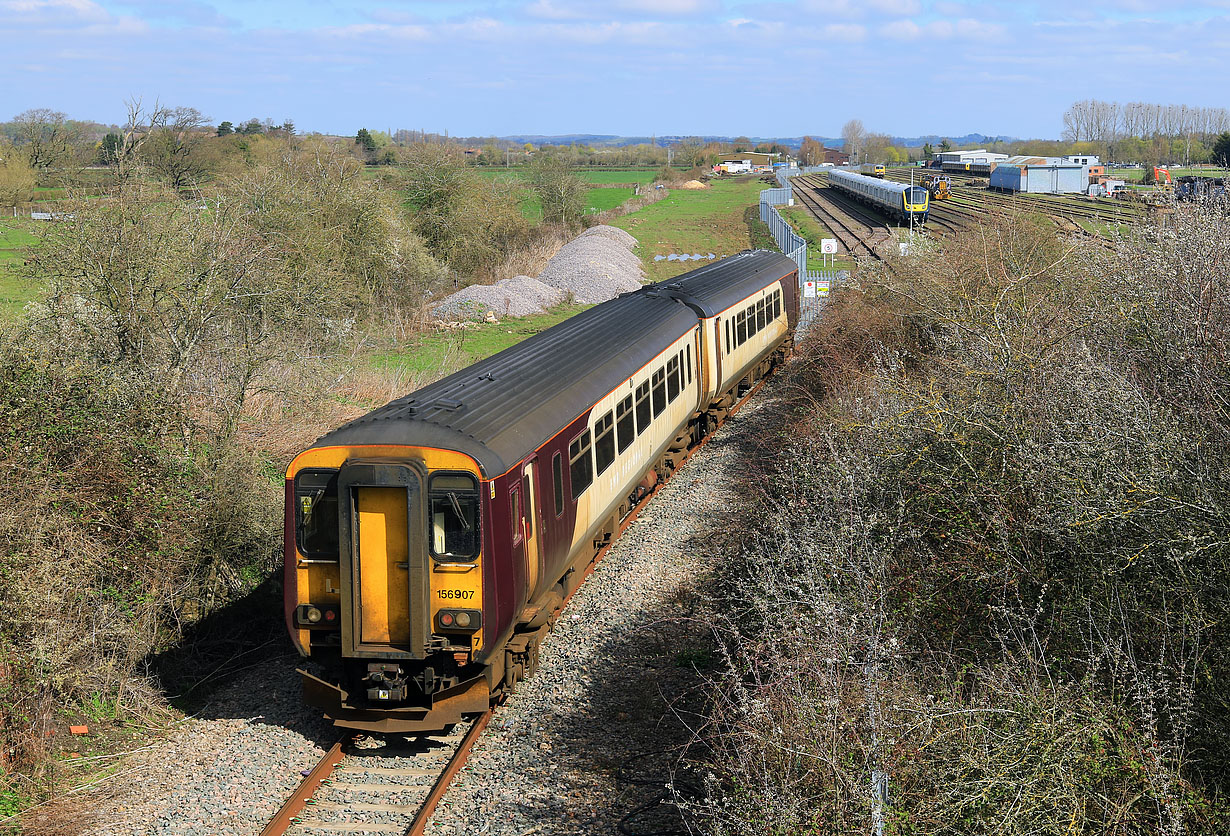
[907, 187, 927, 205]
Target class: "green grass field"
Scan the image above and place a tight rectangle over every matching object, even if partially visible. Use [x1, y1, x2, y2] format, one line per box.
[372, 304, 590, 376]
[0, 219, 40, 320]
[610, 177, 773, 283]
[513, 186, 639, 221]
[476, 168, 659, 185]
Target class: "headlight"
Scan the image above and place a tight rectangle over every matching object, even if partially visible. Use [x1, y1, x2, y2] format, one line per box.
[296, 604, 338, 628]
[436, 609, 481, 632]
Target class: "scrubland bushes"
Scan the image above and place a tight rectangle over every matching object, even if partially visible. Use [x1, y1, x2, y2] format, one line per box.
[0, 140, 451, 801]
[693, 204, 1230, 833]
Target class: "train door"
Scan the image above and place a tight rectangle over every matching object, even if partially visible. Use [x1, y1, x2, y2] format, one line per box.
[336, 461, 429, 660]
[522, 459, 542, 604]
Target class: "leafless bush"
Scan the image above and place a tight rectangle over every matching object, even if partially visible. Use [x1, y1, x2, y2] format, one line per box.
[690, 208, 1230, 833]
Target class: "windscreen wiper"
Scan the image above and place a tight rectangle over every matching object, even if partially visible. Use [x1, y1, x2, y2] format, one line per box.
[447, 491, 473, 531]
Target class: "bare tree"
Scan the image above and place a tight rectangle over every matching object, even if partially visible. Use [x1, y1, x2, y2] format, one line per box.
[800, 136, 825, 167]
[10, 108, 84, 171]
[141, 106, 219, 193]
[841, 119, 866, 164]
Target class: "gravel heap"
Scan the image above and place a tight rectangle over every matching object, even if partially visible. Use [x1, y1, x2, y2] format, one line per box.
[432, 225, 644, 320]
[534, 224, 643, 305]
[431, 275, 567, 320]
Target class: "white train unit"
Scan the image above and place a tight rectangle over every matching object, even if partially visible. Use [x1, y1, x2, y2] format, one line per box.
[829, 168, 929, 224]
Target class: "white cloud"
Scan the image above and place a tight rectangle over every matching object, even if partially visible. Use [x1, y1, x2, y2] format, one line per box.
[1, 0, 109, 24]
[822, 21, 866, 39]
[866, 0, 921, 14]
[524, 0, 720, 20]
[882, 18, 922, 38]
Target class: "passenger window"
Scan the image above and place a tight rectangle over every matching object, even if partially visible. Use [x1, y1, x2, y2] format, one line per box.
[295, 469, 339, 559]
[725, 319, 731, 354]
[429, 473, 480, 559]
[569, 430, 593, 499]
[685, 345, 692, 383]
[773, 291, 781, 320]
[666, 356, 680, 402]
[594, 411, 615, 475]
[616, 395, 635, 453]
[757, 298, 766, 331]
[746, 304, 757, 336]
[510, 486, 523, 544]
[737, 312, 747, 345]
[552, 453, 564, 516]
[652, 368, 667, 417]
[635, 381, 651, 434]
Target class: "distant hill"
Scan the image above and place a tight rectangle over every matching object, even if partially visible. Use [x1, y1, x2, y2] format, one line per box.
[490, 133, 1019, 149]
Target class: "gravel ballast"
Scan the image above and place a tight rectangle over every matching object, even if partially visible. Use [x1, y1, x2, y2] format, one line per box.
[431, 225, 644, 319]
[60, 385, 779, 836]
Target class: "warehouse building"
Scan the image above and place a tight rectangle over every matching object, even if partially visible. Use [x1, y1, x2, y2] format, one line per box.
[989, 156, 1088, 194]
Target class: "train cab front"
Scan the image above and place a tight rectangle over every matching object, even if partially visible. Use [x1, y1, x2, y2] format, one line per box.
[905, 185, 930, 223]
[284, 448, 492, 734]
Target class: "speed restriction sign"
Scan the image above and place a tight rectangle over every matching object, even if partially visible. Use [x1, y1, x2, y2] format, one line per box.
[820, 239, 838, 254]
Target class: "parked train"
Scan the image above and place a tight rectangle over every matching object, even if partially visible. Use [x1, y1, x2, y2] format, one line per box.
[860, 163, 886, 178]
[941, 160, 997, 177]
[829, 168, 929, 223]
[284, 251, 800, 733]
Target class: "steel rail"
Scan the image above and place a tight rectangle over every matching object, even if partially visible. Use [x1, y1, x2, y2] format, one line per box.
[258, 736, 352, 836]
[402, 710, 491, 836]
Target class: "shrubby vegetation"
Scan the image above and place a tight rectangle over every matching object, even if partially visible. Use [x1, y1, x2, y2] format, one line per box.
[0, 135, 455, 805]
[692, 204, 1230, 833]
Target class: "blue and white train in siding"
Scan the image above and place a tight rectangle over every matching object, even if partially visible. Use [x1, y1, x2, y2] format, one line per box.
[829, 168, 929, 224]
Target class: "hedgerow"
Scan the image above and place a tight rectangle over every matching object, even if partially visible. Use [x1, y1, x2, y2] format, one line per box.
[691, 204, 1230, 834]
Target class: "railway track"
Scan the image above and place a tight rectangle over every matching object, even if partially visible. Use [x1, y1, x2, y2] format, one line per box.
[257, 353, 795, 836]
[260, 715, 490, 836]
[883, 169, 1144, 233]
[791, 175, 893, 259]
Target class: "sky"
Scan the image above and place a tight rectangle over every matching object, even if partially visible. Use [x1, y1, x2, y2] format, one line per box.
[1, 0, 1228, 140]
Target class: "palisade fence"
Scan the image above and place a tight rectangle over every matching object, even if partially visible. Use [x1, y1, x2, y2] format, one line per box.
[761, 166, 834, 337]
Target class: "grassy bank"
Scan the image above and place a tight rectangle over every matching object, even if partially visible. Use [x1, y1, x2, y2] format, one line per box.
[611, 176, 773, 283]
[371, 303, 589, 377]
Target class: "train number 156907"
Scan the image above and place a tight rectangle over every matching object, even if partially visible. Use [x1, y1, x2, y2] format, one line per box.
[437, 589, 475, 601]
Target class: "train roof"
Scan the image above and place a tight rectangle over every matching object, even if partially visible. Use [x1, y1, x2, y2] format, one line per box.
[651, 249, 797, 317]
[308, 251, 795, 478]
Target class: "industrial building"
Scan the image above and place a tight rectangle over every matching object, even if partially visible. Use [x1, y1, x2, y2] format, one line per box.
[989, 156, 1088, 194]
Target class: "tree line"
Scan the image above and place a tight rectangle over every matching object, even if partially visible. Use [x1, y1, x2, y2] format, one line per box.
[1063, 98, 1230, 165]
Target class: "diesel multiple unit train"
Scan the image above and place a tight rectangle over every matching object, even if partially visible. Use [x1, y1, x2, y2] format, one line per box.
[828, 168, 930, 224]
[284, 251, 800, 732]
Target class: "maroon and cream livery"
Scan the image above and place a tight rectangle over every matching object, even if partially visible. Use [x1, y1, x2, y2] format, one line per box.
[284, 251, 800, 732]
